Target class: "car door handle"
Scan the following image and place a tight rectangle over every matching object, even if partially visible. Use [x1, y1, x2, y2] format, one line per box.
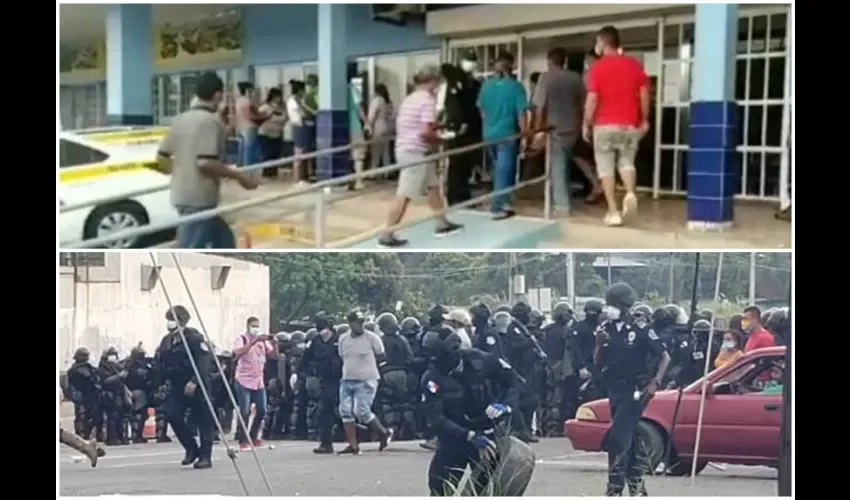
[763, 404, 780, 412]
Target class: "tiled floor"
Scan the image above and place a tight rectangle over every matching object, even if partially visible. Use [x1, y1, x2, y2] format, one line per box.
[219, 180, 791, 249]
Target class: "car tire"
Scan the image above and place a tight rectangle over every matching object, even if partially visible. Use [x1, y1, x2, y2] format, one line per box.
[665, 459, 708, 477]
[635, 420, 666, 470]
[83, 201, 149, 249]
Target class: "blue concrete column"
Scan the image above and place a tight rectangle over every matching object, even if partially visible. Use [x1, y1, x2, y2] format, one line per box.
[105, 4, 153, 125]
[316, 4, 351, 180]
[688, 3, 739, 230]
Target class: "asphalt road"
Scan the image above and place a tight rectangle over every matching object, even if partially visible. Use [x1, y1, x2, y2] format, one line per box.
[59, 438, 777, 497]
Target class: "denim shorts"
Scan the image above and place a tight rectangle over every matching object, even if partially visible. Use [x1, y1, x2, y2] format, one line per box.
[338, 379, 378, 424]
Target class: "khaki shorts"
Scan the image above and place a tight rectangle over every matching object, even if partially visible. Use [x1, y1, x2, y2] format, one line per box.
[592, 125, 642, 178]
[396, 149, 439, 199]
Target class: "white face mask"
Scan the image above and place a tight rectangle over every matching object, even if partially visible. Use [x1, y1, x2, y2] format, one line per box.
[603, 306, 621, 321]
[107, 355, 118, 363]
[166, 320, 178, 330]
[248, 327, 261, 336]
[460, 60, 478, 73]
[722, 341, 735, 350]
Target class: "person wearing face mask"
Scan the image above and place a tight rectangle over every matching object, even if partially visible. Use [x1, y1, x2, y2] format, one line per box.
[541, 302, 589, 437]
[97, 347, 130, 446]
[287, 330, 309, 439]
[442, 50, 484, 206]
[337, 310, 394, 455]
[472, 303, 503, 357]
[298, 312, 344, 454]
[594, 282, 670, 497]
[420, 326, 526, 496]
[742, 305, 776, 353]
[376, 312, 416, 440]
[715, 330, 744, 369]
[231, 316, 279, 450]
[155, 305, 216, 469]
[500, 304, 543, 443]
[446, 309, 474, 348]
[380, 64, 464, 247]
[477, 51, 530, 220]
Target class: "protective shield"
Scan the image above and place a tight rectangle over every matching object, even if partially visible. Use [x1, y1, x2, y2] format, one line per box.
[472, 435, 536, 496]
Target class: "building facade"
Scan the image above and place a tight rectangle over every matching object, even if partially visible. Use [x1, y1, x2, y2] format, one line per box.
[57, 252, 270, 364]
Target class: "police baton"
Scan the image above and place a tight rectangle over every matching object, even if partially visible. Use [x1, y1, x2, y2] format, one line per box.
[662, 252, 701, 476]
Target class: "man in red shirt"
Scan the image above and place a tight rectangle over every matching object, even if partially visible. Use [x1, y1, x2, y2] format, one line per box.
[582, 26, 650, 227]
[742, 306, 776, 352]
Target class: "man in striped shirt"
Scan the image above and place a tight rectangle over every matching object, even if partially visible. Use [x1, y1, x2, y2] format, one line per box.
[379, 64, 462, 248]
[232, 316, 278, 450]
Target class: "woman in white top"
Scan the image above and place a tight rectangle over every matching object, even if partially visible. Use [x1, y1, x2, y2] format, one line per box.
[365, 83, 394, 169]
[257, 87, 288, 176]
[286, 80, 311, 183]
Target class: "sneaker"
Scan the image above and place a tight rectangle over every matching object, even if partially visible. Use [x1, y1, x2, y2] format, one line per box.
[622, 192, 638, 219]
[434, 222, 463, 238]
[337, 445, 361, 456]
[252, 439, 264, 448]
[239, 442, 251, 452]
[603, 212, 623, 227]
[491, 209, 516, 221]
[378, 235, 408, 248]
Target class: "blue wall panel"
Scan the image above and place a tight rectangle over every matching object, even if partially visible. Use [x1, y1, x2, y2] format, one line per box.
[244, 4, 438, 66]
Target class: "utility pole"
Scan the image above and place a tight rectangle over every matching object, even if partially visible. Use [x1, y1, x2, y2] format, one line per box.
[606, 253, 612, 286]
[667, 253, 675, 302]
[565, 253, 576, 308]
[713, 253, 724, 302]
[778, 271, 792, 496]
[508, 252, 517, 303]
[748, 252, 757, 305]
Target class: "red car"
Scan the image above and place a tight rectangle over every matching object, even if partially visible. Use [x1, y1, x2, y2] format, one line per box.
[565, 346, 786, 476]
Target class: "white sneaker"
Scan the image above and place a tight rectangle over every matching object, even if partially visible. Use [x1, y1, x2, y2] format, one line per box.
[622, 192, 638, 218]
[604, 212, 623, 227]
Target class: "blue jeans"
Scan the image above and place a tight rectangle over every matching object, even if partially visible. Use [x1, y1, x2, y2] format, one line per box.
[175, 206, 236, 249]
[487, 141, 518, 213]
[549, 138, 575, 213]
[234, 382, 268, 443]
[238, 128, 262, 168]
[338, 379, 378, 424]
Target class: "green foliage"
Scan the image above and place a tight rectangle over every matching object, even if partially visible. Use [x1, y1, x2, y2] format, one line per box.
[220, 253, 791, 326]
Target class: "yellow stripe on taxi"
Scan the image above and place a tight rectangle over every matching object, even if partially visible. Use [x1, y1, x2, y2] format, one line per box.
[84, 128, 169, 146]
[59, 162, 166, 183]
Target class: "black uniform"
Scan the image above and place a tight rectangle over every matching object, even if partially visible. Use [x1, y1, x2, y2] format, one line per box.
[67, 349, 103, 440]
[97, 349, 129, 445]
[501, 319, 542, 441]
[379, 324, 416, 439]
[541, 319, 585, 436]
[124, 348, 155, 443]
[155, 322, 215, 468]
[597, 317, 666, 496]
[299, 328, 342, 452]
[287, 334, 308, 438]
[421, 347, 522, 495]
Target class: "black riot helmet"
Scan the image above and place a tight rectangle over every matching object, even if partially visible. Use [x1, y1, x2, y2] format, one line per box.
[492, 311, 512, 334]
[428, 304, 450, 327]
[400, 316, 421, 335]
[377, 312, 400, 335]
[761, 308, 776, 326]
[494, 304, 512, 314]
[765, 308, 788, 334]
[692, 318, 713, 340]
[364, 321, 378, 334]
[421, 326, 464, 373]
[73, 347, 90, 363]
[511, 301, 532, 323]
[129, 345, 146, 360]
[583, 299, 603, 319]
[165, 304, 191, 326]
[529, 309, 545, 328]
[552, 301, 574, 324]
[605, 282, 638, 311]
[631, 304, 653, 321]
[651, 307, 674, 329]
[469, 302, 491, 322]
[314, 311, 332, 331]
[276, 331, 292, 344]
[290, 330, 306, 344]
[664, 304, 689, 326]
[698, 309, 715, 321]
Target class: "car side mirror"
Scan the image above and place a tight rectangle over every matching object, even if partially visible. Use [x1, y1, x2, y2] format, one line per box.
[712, 381, 733, 395]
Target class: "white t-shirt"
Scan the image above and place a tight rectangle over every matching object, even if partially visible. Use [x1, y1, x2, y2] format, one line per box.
[286, 96, 304, 127]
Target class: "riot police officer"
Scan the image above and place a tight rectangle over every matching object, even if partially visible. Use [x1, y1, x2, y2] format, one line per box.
[299, 312, 343, 454]
[541, 302, 587, 437]
[155, 305, 216, 469]
[288, 330, 309, 439]
[420, 327, 527, 496]
[377, 312, 416, 439]
[124, 345, 155, 443]
[67, 347, 103, 440]
[98, 347, 129, 445]
[595, 283, 670, 496]
[500, 306, 542, 443]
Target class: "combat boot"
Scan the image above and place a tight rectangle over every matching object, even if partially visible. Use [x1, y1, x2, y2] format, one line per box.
[193, 457, 212, 469]
[419, 437, 437, 451]
[313, 442, 334, 454]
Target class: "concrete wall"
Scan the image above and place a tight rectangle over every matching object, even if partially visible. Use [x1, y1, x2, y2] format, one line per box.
[58, 253, 270, 365]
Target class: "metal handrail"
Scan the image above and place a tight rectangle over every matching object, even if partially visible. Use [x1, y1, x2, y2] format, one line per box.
[63, 130, 552, 249]
[59, 135, 392, 213]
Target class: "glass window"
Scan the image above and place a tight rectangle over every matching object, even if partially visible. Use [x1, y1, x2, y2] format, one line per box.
[59, 252, 106, 268]
[59, 139, 109, 168]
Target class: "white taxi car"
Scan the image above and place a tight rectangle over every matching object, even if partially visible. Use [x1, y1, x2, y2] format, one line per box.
[58, 126, 178, 248]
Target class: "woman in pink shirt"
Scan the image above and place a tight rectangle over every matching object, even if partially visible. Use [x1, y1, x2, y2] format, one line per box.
[232, 316, 278, 449]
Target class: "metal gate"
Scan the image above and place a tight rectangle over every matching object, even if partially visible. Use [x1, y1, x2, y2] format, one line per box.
[656, 5, 791, 201]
